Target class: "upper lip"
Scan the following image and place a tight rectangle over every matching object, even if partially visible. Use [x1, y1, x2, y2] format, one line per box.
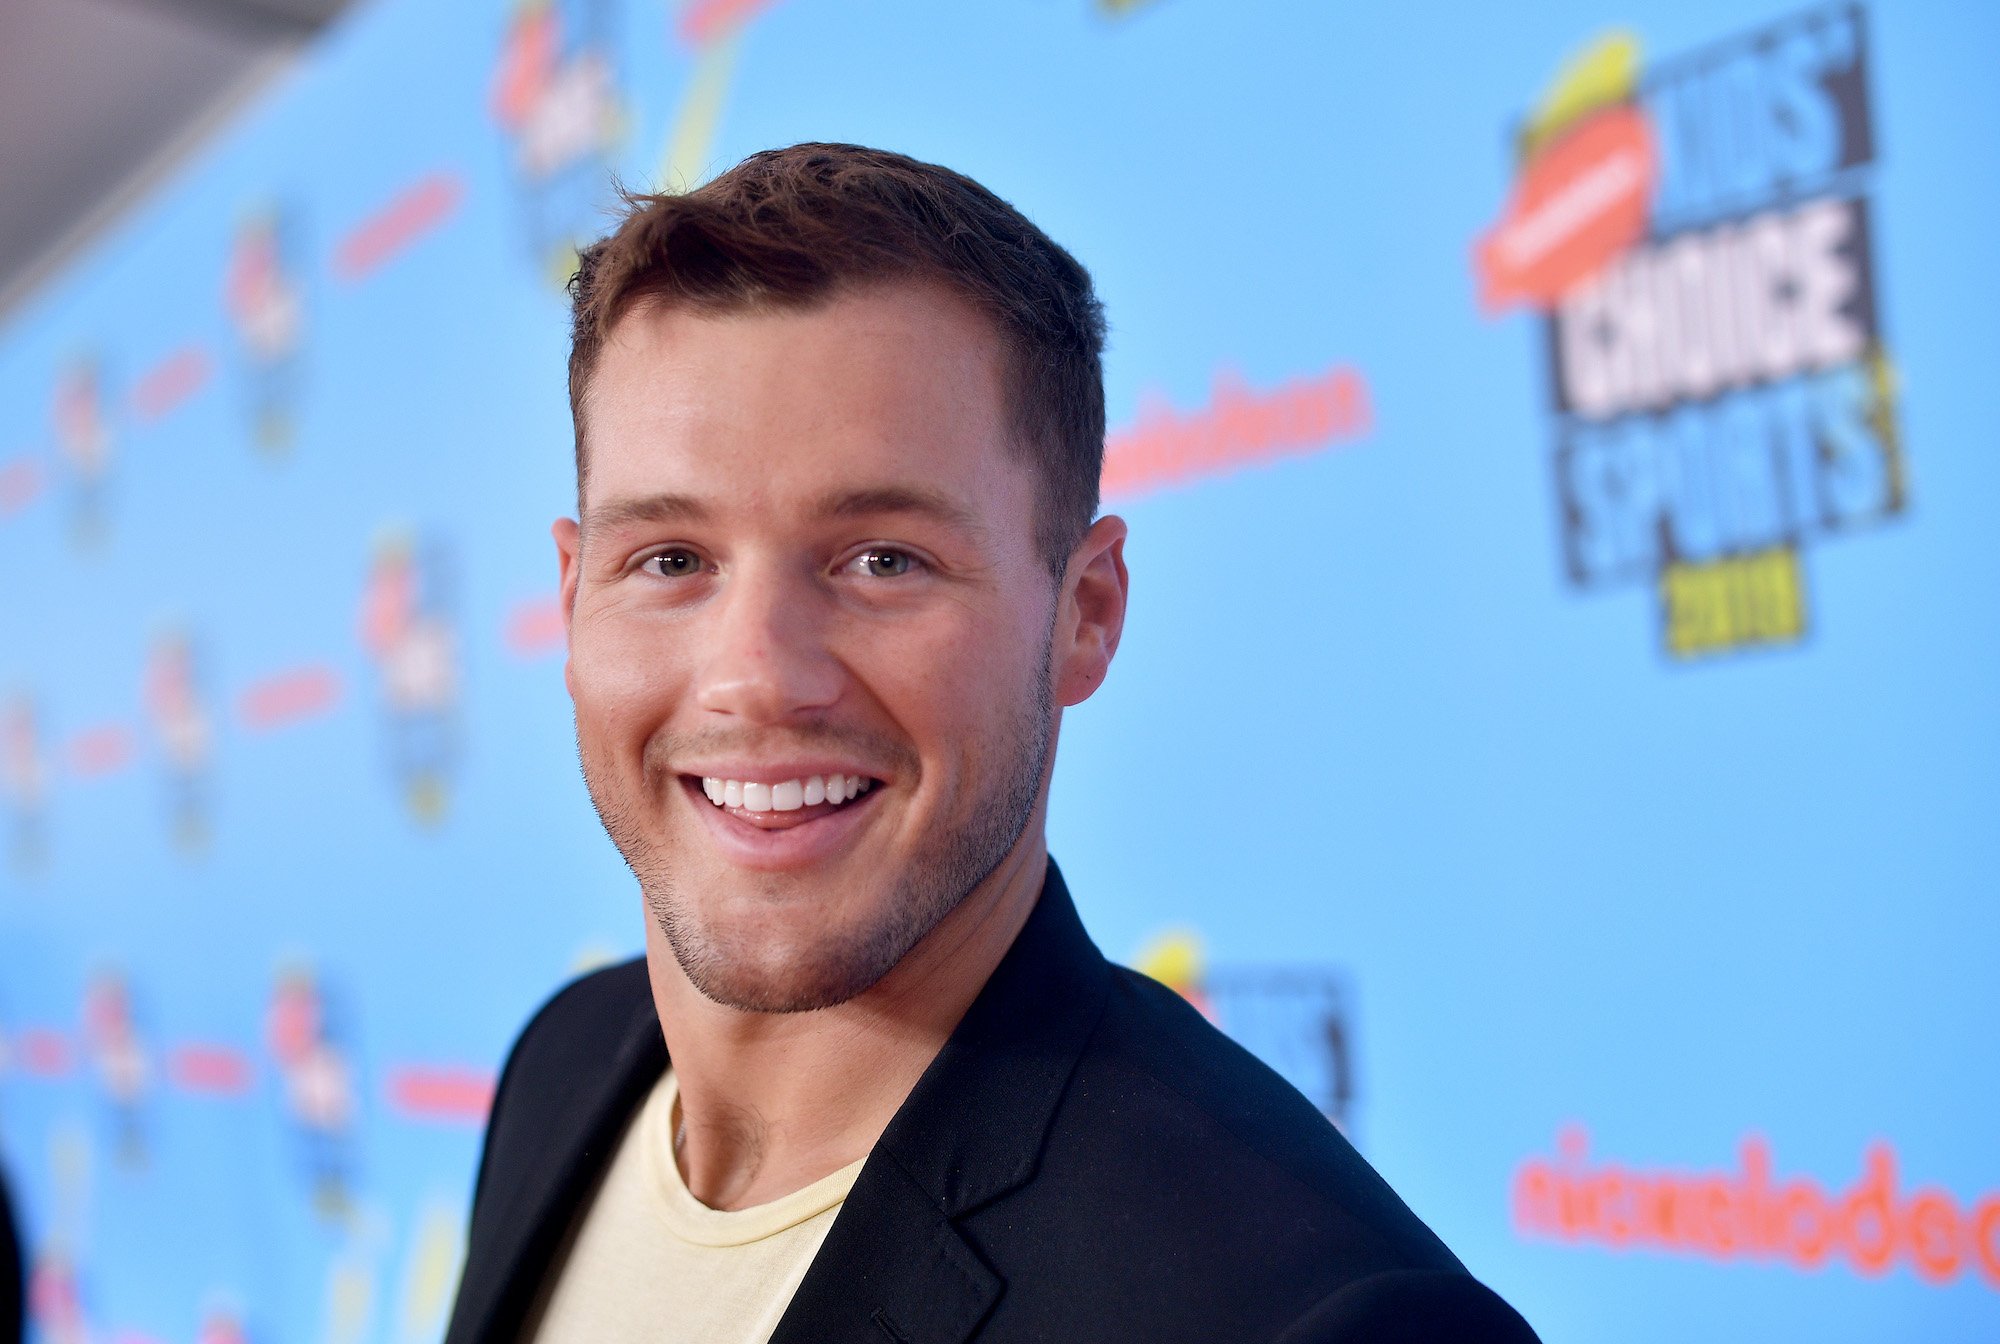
[676, 761, 885, 784]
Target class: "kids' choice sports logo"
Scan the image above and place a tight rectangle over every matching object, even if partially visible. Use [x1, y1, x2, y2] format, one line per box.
[1133, 930, 1356, 1136]
[1475, 5, 1904, 661]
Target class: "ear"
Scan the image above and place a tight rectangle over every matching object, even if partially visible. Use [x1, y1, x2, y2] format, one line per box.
[553, 517, 583, 698]
[1052, 514, 1130, 708]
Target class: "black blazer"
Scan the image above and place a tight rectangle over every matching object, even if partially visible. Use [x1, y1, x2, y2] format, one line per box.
[444, 863, 1540, 1343]
[0, 1161, 18, 1344]
[0, 1152, 20, 1344]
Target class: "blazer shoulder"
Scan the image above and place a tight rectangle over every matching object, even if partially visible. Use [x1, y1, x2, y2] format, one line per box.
[465, 958, 653, 1215]
[487, 955, 653, 1125]
[506, 957, 652, 1066]
[1081, 965, 1463, 1272]
[1272, 1269, 1542, 1344]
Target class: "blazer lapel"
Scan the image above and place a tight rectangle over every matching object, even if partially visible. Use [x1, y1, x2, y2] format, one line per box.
[445, 983, 669, 1344]
[769, 1156, 1002, 1344]
[768, 860, 1113, 1344]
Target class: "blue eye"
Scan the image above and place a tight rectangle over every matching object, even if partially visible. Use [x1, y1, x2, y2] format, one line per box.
[856, 549, 914, 578]
[652, 549, 702, 578]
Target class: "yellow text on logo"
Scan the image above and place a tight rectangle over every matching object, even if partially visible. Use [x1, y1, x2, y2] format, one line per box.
[1660, 547, 1807, 659]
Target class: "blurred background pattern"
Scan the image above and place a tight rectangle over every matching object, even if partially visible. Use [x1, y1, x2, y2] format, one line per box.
[0, 0, 1995, 1340]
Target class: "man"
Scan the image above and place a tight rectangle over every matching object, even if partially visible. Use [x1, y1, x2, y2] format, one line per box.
[444, 143, 1539, 1344]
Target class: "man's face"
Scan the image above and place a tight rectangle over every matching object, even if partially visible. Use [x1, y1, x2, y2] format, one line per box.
[559, 282, 1063, 1013]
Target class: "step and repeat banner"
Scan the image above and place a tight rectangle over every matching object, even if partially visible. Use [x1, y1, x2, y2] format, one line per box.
[1, 1, 1994, 1340]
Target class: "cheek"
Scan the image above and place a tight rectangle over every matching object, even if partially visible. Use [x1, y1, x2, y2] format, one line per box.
[569, 612, 688, 739]
[851, 607, 1043, 758]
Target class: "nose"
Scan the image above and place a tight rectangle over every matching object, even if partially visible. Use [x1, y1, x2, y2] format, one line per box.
[692, 560, 844, 723]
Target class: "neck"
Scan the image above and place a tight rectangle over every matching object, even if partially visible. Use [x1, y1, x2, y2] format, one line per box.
[643, 830, 1050, 1211]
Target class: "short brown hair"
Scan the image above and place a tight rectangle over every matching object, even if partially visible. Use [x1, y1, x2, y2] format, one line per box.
[567, 143, 1107, 572]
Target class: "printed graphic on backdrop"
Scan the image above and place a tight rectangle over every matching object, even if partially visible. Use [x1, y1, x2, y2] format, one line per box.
[392, 1198, 467, 1344]
[1101, 364, 1372, 502]
[83, 968, 152, 1168]
[1476, 3, 1903, 661]
[268, 964, 360, 1221]
[224, 203, 309, 457]
[2, 690, 47, 873]
[1134, 930, 1356, 1135]
[1513, 1126, 2000, 1292]
[2, 0, 1994, 1339]
[656, 0, 788, 190]
[27, 1124, 93, 1344]
[199, 1298, 254, 1344]
[146, 625, 218, 853]
[490, 0, 628, 285]
[53, 355, 114, 551]
[359, 530, 461, 826]
[321, 1209, 392, 1344]
[28, 1251, 87, 1344]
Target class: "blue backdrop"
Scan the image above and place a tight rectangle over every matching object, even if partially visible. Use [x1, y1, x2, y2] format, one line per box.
[1, 1, 1995, 1340]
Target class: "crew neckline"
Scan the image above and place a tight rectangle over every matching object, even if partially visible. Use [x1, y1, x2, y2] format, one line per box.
[642, 1069, 867, 1248]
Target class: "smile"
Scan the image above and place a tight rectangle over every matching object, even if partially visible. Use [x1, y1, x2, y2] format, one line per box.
[700, 774, 876, 813]
[678, 769, 885, 867]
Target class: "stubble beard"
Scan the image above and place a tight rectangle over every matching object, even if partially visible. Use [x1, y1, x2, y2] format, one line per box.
[578, 636, 1055, 1014]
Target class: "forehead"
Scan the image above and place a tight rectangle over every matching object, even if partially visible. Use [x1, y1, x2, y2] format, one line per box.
[582, 281, 1028, 523]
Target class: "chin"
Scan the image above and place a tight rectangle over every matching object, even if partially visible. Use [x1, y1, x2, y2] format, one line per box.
[687, 959, 876, 1015]
[655, 894, 917, 1015]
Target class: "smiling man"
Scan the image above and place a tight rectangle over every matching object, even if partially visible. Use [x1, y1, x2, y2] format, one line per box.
[442, 144, 1538, 1344]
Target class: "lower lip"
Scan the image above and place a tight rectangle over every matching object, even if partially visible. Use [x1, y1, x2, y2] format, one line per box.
[679, 777, 883, 872]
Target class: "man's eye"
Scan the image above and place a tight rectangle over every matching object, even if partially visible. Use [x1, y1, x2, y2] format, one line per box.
[853, 548, 916, 578]
[651, 549, 703, 578]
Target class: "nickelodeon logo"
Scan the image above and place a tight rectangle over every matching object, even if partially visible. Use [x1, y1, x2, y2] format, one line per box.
[1515, 1126, 2000, 1290]
[1102, 364, 1370, 501]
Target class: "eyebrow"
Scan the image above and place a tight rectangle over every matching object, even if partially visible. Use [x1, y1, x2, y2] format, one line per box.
[585, 485, 988, 539]
[583, 493, 711, 537]
[814, 485, 987, 538]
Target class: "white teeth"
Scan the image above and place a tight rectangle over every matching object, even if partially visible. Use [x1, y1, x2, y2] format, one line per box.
[701, 773, 876, 812]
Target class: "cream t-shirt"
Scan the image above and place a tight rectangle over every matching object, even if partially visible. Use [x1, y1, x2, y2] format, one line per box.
[523, 1069, 865, 1344]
